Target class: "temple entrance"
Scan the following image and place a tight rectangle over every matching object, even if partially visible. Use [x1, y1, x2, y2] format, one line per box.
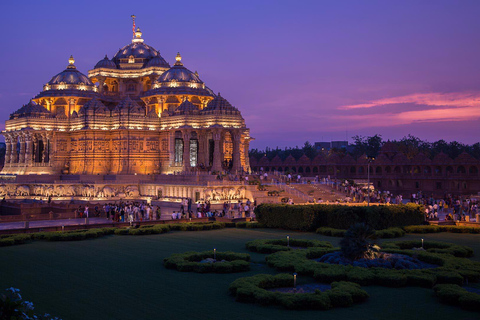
[35, 140, 44, 163]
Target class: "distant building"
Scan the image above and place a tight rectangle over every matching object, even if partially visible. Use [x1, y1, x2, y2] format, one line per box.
[249, 141, 480, 196]
[314, 141, 348, 151]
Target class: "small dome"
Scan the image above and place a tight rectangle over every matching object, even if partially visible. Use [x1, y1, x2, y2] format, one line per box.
[156, 53, 202, 83]
[48, 56, 93, 86]
[175, 99, 199, 115]
[202, 93, 240, 114]
[94, 55, 117, 69]
[145, 56, 170, 68]
[10, 100, 53, 118]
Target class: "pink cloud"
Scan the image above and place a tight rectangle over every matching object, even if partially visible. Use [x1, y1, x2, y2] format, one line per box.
[331, 105, 480, 130]
[339, 92, 480, 110]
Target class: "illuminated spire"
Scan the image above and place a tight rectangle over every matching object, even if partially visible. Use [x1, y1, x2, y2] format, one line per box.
[132, 24, 144, 43]
[174, 52, 183, 66]
[67, 55, 76, 69]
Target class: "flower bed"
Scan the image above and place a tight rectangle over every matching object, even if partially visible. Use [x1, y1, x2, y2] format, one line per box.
[245, 238, 333, 254]
[163, 250, 251, 273]
[228, 273, 369, 310]
[264, 241, 480, 288]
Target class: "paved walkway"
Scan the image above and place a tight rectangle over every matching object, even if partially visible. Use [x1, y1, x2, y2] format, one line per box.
[0, 217, 116, 230]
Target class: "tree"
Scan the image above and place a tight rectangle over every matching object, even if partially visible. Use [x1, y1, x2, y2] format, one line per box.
[302, 141, 317, 159]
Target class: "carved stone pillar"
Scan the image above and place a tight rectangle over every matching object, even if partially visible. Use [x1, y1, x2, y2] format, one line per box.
[169, 131, 175, 167]
[32, 134, 38, 164]
[46, 132, 53, 164]
[19, 134, 26, 164]
[182, 130, 191, 171]
[159, 97, 165, 115]
[11, 134, 18, 164]
[232, 130, 242, 173]
[25, 133, 33, 164]
[4, 135, 11, 165]
[212, 130, 222, 172]
[41, 133, 47, 163]
[243, 137, 251, 173]
[197, 131, 205, 168]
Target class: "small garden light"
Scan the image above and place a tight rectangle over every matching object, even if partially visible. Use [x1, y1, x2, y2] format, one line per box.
[214, 248, 216, 260]
[421, 238, 424, 248]
[287, 235, 290, 247]
[293, 272, 297, 289]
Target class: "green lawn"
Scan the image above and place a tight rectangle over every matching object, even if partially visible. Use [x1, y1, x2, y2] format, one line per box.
[0, 228, 479, 320]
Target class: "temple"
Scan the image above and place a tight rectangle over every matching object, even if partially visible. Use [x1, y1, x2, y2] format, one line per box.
[2, 26, 251, 175]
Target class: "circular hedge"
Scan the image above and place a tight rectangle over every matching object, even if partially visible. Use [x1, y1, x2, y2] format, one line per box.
[264, 241, 480, 288]
[382, 240, 474, 258]
[229, 273, 369, 310]
[163, 250, 251, 273]
[245, 238, 333, 254]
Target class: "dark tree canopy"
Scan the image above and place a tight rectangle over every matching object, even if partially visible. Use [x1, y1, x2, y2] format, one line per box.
[249, 136, 480, 162]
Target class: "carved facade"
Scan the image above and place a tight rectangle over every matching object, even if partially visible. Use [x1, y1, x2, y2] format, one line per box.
[2, 26, 251, 175]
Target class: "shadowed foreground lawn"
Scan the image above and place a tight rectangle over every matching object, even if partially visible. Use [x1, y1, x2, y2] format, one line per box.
[0, 228, 479, 320]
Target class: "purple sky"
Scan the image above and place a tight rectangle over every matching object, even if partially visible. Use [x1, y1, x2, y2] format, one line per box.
[2, 0, 480, 150]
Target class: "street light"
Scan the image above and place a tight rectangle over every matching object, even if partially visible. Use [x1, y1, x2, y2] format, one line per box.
[367, 157, 375, 206]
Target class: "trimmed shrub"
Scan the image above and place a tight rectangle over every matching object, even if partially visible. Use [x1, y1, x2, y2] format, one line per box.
[255, 203, 423, 231]
[229, 274, 368, 310]
[0, 238, 15, 247]
[266, 242, 480, 289]
[382, 240, 473, 258]
[246, 238, 333, 254]
[163, 250, 251, 273]
[169, 222, 225, 231]
[316, 227, 405, 238]
[434, 284, 480, 312]
[235, 222, 266, 228]
[404, 225, 480, 234]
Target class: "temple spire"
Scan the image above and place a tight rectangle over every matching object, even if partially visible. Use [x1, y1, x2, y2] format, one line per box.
[131, 15, 136, 39]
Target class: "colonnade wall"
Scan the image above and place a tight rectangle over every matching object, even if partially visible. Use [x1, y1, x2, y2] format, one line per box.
[0, 182, 252, 203]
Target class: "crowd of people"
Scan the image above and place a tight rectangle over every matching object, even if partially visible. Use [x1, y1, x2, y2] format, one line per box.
[171, 198, 257, 220]
[75, 202, 161, 223]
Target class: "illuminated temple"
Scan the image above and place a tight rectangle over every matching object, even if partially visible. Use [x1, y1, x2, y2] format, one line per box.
[2, 27, 251, 175]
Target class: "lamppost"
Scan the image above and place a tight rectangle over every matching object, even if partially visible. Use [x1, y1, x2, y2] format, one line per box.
[367, 157, 375, 206]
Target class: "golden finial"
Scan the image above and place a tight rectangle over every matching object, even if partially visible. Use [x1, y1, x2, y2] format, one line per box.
[135, 27, 142, 39]
[69, 55, 75, 65]
[174, 52, 183, 66]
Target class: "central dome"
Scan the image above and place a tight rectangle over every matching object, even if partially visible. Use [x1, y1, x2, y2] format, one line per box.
[113, 42, 160, 61]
